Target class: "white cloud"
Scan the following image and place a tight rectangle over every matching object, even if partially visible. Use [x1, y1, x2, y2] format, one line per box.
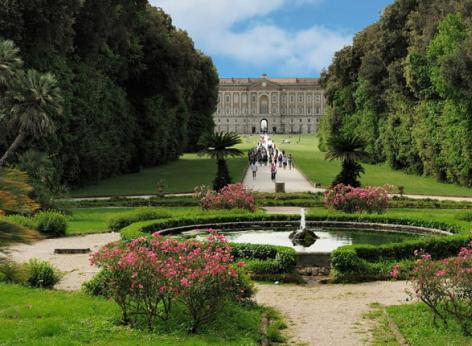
[151, 0, 352, 76]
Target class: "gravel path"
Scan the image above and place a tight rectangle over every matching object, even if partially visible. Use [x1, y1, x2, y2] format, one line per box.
[8, 233, 411, 346]
[243, 163, 323, 193]
[8, 233, 120, 291]
[256, 281, 411, 346]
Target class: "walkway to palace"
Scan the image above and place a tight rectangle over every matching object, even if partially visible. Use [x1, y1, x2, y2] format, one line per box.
[242, 162, 321, 193]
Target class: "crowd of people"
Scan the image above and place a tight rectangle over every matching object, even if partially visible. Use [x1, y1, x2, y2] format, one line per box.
[248, 135, 293, 181]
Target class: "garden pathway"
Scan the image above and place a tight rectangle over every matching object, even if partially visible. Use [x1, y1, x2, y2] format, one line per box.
[243, 163, 322, 193]
[256, 281, 411, 346]
[8, 233, 120, 291]
[8, 232, 412, 345]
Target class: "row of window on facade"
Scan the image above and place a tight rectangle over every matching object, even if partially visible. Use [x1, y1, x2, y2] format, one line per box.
[216, 124, 317, 134]
[217, 118, 320, 124]
[217, 105, 322, 115]
[218, 93, 323, 104]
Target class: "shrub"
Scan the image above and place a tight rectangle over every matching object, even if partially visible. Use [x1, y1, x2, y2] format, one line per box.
[24, 259, 61, 288]
[394, 242, 472, 336]
[34, 211, 67, 237]
[0, 260, 29, 284]
[2, 214, 37, 229]
[108, 207, 171, 232]
[82, 269, 112, 297]
[331, 235, 472, 282]
[324, 184, 390, 214]
[200, 183, 256, 212]
[90, 231, 251, 332]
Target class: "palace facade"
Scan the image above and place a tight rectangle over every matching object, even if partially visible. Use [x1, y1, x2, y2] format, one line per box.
[214, 74, 325, 134]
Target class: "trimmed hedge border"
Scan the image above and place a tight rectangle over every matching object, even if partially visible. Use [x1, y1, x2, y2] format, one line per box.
[120, 213, 460, 240]
[331, 234, 472, 282]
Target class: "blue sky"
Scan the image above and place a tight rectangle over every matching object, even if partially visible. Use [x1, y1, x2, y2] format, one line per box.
[152, 0, 394, 78]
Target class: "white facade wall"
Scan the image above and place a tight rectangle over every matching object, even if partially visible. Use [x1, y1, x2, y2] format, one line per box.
[214, 76, 325, 134]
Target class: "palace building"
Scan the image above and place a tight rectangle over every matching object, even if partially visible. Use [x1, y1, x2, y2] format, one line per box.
[214, 74, 325, 134]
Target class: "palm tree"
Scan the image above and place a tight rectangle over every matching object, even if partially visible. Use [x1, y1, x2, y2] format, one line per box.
[0, 70, 63, 166]
[198, 131, 243, 190]
[325, 135, 368, 187]
[0, 40, 23, 88]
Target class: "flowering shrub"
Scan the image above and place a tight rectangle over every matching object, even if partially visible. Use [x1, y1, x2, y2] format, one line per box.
[199, 183, 256, 212]
[391, 241, 472, 335]
[324, 184, 390, 214]
[90, 231, 252, 332]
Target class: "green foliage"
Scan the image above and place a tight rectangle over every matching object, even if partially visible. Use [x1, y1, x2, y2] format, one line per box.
[0, 284, 271, 345]
[34, 211, 67, 237]
[199, 132, 244, 190]
[331, 235, 472, 282]
[24, 259, 61, 289]
[322, 2, 472, 188]
[82, 269, 112, 298]
[0, 2, 218, 187]
[108, 207, 171, 232]
[231, 243, 297, 274]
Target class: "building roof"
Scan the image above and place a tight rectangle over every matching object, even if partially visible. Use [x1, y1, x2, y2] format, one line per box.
[219, 75, 319, 86]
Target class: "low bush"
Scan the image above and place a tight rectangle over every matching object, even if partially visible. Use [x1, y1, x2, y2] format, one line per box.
[91, 231, 252, 332]
[2, 214, 37, 229]
[331, 235, 472, 282]
[324, 184, 390, 214]
[393, 242, 472, 336]
[24, 259, 61, 288]
[82, 269, 112, 297]
[34, 211, 67, 237]
[199, 183, 256, 212]
[108, 207, 171, 232]
[0, 260, 28, 284]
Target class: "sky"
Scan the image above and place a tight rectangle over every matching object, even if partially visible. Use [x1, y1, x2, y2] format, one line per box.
[151, 0, 394, 78]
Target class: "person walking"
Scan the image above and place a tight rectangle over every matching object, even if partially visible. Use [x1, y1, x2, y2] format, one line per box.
[288, 154, 293, 170]
[283, 155, 288, 169]
[270, 162, 277, 181]
[250, 161, 258, 180]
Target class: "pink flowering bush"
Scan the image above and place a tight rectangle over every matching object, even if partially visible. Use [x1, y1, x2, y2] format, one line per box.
[90, 231, 252, 332]
[391, 241, 472, 335]
[324, 184, 390, 214]
[199, 183, 256, 212]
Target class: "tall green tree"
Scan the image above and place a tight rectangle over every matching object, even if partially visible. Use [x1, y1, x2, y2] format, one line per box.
[326, 135, 368, 187]
[198, 132, 243, 191]
[0, 69, 63, 166]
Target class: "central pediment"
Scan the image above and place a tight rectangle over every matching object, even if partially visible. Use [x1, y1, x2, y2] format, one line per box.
[248, 79, 282, 90]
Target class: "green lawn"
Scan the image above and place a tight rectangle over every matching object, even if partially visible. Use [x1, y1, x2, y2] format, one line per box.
[0, 284, 266, 346]
[67, 208, 133, 235]
[72, 153, 249, 197]
[240, 134, 472, 197]
[387, 303, 472, 346]
[67, 207, 263, 236]
[72, 134, 472, 197]
[67, 206, 472, 236]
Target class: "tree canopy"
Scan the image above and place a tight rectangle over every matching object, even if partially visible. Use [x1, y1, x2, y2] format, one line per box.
[0, 1, 218, 187]
[321, 0, 472, 187]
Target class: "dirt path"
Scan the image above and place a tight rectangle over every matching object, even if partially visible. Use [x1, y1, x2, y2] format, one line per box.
[255, 281, 411, 346]
[8, 233, 120, 291]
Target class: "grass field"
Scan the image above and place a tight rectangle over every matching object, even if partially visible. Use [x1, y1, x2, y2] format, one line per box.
[0, 284, 267, 346]
[72, 134, 472, 197]
[72, 153, 249, 197]
[387, 303, 471, 346]
[67, 206, 472, 236]
[241, 134, 472, 197]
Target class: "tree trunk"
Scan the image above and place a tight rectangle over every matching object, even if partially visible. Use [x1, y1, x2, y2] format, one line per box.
[0, 132, 25, 166]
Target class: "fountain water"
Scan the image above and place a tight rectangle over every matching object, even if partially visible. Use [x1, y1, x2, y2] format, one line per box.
[300, 208, 306, 231]
[289, 208, 319, 247]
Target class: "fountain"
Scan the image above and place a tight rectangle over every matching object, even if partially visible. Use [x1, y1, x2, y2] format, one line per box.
[289, 208, 319, 247]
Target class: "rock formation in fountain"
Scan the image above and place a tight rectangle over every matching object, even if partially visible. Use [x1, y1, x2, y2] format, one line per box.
[289, 208, 319, 247]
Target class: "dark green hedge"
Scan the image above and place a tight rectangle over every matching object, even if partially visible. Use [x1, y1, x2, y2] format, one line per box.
[230, 243, 297, 275]
[134, 213, 461, 235]
[331, 235, 472, 282]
